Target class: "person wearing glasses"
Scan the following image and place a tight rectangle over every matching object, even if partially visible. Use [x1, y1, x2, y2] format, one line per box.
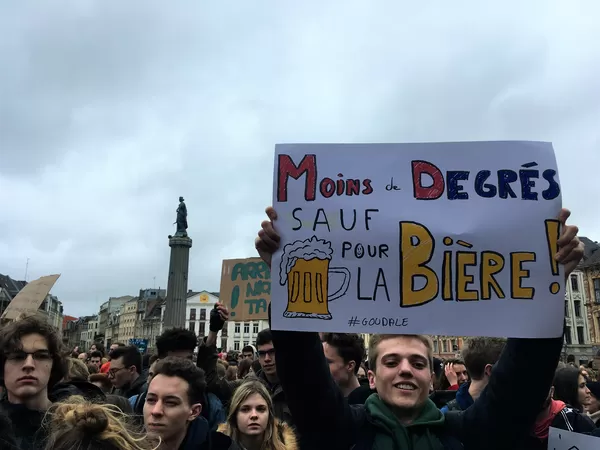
[108, 345, 147, 399]
[255, 329, 293, 426]
[0, 315, 67, 449]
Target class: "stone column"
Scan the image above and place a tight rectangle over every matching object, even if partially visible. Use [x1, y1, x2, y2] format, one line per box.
[163, 236, 193, 329]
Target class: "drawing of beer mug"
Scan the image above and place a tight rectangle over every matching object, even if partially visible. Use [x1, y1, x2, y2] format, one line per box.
[279, 236, 351, 320]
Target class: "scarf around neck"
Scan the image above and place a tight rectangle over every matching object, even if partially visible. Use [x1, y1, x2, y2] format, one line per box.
[365, 394, 445, 450]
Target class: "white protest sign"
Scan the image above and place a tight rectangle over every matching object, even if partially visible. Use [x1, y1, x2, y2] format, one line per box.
[549, 427, 599, 449]
[270, 142, 563, 338]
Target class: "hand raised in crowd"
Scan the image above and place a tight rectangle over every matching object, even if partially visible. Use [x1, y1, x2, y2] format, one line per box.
[445, 363, 458, 386]
[255, 206, 279, 267]
[556, 208, 584, 279]
[209, 302, 229, 332]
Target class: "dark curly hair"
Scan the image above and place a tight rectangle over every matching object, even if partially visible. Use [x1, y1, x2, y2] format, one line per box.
[155, 328, 197, 358]
[151, 357, 206, 405]
[321, 333, 365, 374]
[0, 315, 67, 389]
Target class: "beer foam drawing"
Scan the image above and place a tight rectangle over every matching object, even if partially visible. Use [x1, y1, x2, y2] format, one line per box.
[279, 236, 350, 320]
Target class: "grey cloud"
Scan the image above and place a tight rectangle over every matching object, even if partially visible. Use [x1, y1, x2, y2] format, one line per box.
[1, 1, 599, 316]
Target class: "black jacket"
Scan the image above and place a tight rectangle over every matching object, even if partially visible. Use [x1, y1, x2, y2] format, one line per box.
[347, 383, 375, 406]
[270, 324, 562, 450]
[179, 416, 240, 450]
[518, 405, 597, 450]
[113, 371, 147, 398]
[196, 338, 234, 409]
[0, 408, 17, 449]
[0, 401, 45, 450]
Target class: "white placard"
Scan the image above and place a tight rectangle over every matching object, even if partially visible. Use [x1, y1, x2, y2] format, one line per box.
[549, 427, 599, 449]
[270, 142, 564, 338]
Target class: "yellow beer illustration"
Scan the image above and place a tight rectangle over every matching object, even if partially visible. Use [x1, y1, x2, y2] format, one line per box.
[279, 236, 350, 320]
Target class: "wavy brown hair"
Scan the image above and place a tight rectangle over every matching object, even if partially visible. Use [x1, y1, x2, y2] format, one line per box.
[44, 395, 159, 450]
[0, 314, 67, 389]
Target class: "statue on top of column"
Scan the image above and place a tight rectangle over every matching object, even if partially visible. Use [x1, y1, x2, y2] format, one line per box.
[174, 196, 188, 237]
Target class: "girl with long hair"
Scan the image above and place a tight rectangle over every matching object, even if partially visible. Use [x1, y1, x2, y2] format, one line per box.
[218, 380, 297, 450]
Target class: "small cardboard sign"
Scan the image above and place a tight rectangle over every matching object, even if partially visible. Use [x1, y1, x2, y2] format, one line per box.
[219, 258, 270, 321]
[1, 274, 61, 321]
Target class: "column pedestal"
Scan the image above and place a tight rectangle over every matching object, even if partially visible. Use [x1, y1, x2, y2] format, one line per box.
[163, 235, 192, 330]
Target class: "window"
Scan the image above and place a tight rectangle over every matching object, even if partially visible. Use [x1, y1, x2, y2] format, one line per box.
[442, 340, 448, 353]
[451, 339, 457, 352]
[190, 308, 196, 320]
[200, 308, 206, 320]
[189, 322, 195, 333]
[577, 326, 585, 344]
[234, 323, 240, 334]
[565, 327, 572, 344]
[243, 341, 249, 347]
[565, 300, 570, 317]
[594, 279, 600, 304]
[199, 322, 205, 335]
[570, 275, 579, 291]
[574, 300, 581, 318]
[253, 323, 259, 334]
[244, 323, 250, 334]
[234, 341, 240, 351]
[433, 340, 439, 354]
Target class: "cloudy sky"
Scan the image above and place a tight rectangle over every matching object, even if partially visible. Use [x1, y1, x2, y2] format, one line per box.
[1, 1, 599, 317]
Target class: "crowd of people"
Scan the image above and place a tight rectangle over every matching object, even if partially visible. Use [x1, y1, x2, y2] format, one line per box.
[0, 206, 597, 449]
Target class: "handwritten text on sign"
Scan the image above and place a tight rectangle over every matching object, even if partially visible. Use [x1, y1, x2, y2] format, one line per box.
[220, 258, 270, 321]
[270, 142, 563, 338]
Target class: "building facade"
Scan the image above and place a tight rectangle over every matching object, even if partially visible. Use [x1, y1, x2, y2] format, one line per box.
[564, 270, 593, 365]
[184, 290, 269, 352]
[186, 291, 224, 348]
[228, 319, 269, 352]
[581, 238, 600, 362]
[105, 311, 121, 347]
[118, 297, 141, 344]
[63, 317, 81, 350]
[431, 336, 465, 359]
[81, 316, 100, 351]
[141, 299, 165, 352]
[98, 295, 133, 344]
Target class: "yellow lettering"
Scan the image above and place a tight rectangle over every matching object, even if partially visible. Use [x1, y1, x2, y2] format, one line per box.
[481, 251, 505, 300]
[510, 252, 536, 299]
[456, 252, 478, 301]
[442, 250, 453, 300]
[400, 222, 438, 307]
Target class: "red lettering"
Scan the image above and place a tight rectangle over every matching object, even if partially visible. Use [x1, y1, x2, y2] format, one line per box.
[346, 179, 361, 195]
[412, 160, 444, 200]
[320, 178, 335, 197]
[336, 175, 345, 195]
[277, 154, 317, 202]
[362, 179, 373, 195]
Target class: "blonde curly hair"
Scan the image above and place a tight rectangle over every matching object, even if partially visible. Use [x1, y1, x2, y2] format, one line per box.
[44, 395, 159, 450]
